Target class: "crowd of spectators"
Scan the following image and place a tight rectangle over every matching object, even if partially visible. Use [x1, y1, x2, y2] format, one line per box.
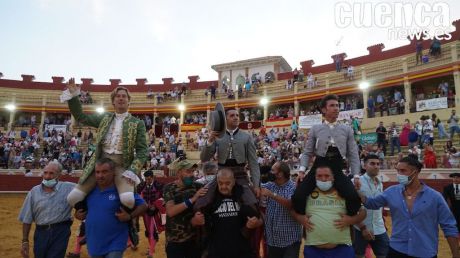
[268, 106, 295, 120]
[156, 84, 189, 103]
[184, 113, 206, 124]
[367, 89, 405, 118]
[79, 90, 93, 104]
[240, 108, 263, 122]
[146, 128, 185, 170]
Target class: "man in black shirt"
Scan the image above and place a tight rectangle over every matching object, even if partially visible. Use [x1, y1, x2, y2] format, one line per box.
[444, 173, 460, 232]
[376, 122, 387, 156]
[192, 168, 263, 258]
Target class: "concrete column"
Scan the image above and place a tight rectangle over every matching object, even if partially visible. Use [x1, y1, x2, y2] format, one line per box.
[402, 57, 408, 73]
[294, 99, 299, 117]
[263, 105, 268, 125]
[7, 111, 15, 132]
[153, 112, 158, 126]
[451, 42, 458, 62]
[361, 68, 368, 118]
[294, 81, 298, 94]
[70, 115, 76, 131]
[362, 89, 369, 118]
[325, 75, 330, 89]
[179, 111, 184, 134]
[154, 94, 158, 106]
[235, 85, 239, 101]
[404, 77, 412, 114]
[7, 94, 17, 131]
[206, 106, 211, 127]
[229, 70, 233, 89]
[218, 71, 222, 89]
[39, 96, 47, 133]
[453, 69, 460, 113]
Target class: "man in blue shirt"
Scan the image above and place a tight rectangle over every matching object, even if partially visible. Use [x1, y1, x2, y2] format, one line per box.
[19, 161, 76, 258]
[75, 158, 147, 258]
[361, 156, 459, 258]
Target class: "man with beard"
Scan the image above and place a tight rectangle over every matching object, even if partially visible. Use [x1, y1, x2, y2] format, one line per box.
[163, 158, 208, 258]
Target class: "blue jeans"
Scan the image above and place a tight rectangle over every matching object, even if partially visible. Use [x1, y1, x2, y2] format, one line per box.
[438, 124, 447, 139]
[450, 125, 460, 139]
[390, 137, 401, 156]
[304, 244, 354, 258]
[92, 251, 124, 258]
[353, 228, 389, 257]
[33, 222, 71, 258]
[268, 241, 301, 258]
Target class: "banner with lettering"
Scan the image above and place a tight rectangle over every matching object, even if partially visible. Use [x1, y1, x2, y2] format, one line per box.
[416, 97, 448, 111]
[359, 133, 378, 145]
[298, 114, 322, 129]
[338, 109, 364, 121]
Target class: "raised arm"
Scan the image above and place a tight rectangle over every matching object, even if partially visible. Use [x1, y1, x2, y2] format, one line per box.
[200, 131, 218, 162]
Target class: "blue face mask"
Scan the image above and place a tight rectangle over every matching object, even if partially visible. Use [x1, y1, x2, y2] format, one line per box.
[182, 176, 194, 187]
[316, 181, 333, 191]
[397, 171, 416, 186]
[42, 178, 58, 188]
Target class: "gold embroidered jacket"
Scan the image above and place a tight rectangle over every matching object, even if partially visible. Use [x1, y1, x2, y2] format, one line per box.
[68, 97, 147, 184]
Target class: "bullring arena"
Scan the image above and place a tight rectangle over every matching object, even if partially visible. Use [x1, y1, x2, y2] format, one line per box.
[2, 8, 460, 258]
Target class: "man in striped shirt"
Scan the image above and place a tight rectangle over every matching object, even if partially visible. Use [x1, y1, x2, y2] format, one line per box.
[261, 161, 302, 258]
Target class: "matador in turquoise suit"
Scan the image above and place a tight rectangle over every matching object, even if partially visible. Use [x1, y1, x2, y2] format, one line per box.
[62, 78, 147, 208]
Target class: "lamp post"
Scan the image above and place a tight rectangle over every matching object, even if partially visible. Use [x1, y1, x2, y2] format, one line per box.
[5, 103, 16, 131]
[359, 81, 370, 118]
[178, 104, 185, 134]
[260, 97, 269, 126]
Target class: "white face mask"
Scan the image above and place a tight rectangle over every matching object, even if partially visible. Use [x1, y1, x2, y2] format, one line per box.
[205, 175, 216, 182]
[316, 180, 333, 191]
[42, 178, 58, 188]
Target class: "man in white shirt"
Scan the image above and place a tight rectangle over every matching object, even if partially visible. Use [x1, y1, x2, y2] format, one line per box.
[354, 155, 389, 258]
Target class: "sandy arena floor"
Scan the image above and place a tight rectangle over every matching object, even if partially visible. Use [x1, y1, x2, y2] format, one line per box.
[0, 193, 451, 258]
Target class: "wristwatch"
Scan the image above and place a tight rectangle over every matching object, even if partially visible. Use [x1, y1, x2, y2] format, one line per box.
[272, 192, 277, 198]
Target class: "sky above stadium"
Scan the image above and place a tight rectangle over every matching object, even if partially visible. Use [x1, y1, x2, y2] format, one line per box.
[2, 0, 460, 84]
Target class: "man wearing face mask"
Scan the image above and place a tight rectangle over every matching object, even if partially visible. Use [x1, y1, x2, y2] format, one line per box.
[353, 155, 389, 258]
[292, 163, 366, 258]
[19, 161, 76, 258]
[163, 157, 208, 258]
[292, 94, 361, 217]
[196, 162, 218, 185]
[260, 161, 302, 258]
[361, 156, 459, 258]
